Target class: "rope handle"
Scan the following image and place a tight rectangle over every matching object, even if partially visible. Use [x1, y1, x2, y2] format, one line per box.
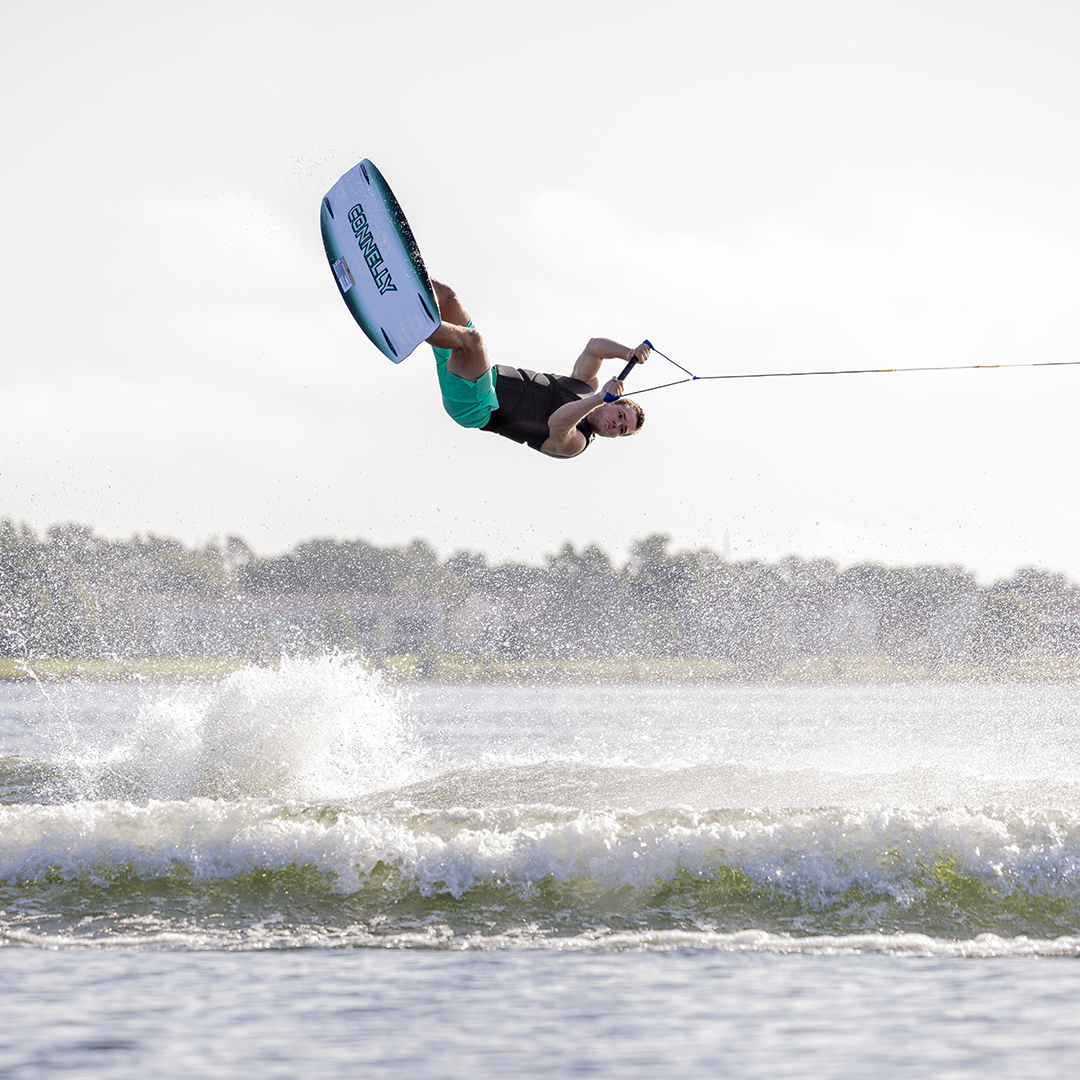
[603, 340, 653, 401]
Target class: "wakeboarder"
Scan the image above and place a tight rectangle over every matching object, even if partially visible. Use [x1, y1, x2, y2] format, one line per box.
[426, 280, 649, 458]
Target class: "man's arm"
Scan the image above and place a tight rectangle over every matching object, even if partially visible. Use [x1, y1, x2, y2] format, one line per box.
[570, 339, 651, 391]
[542, 377, 625, 457]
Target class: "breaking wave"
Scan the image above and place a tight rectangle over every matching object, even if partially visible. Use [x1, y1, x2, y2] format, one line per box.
[3, 657, 1080, 952]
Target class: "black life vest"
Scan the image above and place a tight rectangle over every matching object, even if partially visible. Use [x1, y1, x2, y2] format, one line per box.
[483, 366, 596, 457]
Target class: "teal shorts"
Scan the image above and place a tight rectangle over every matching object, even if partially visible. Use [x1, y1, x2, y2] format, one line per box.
[432, 325, 499, 429]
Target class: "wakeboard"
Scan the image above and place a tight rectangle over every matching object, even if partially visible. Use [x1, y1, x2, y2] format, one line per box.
[320, 159, 440, 362]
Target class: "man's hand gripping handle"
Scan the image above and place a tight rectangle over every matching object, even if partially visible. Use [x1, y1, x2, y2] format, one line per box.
[603, 340, 652, 401]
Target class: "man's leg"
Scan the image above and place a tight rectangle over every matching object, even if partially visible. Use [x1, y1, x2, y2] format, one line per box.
[427, 279, 500, 429]
[427, 280, 491, 382]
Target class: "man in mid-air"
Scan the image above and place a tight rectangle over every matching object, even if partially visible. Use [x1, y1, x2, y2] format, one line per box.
[426, 280, 650, 459]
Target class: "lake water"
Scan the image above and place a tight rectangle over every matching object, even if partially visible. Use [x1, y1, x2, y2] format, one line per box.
[2, 657, 1080, 1077]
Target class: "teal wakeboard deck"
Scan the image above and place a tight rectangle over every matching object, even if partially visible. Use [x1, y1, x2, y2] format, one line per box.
[321, 159, 440, 362]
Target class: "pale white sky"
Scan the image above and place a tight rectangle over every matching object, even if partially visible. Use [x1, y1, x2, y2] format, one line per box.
[3, 1, 1079, 580]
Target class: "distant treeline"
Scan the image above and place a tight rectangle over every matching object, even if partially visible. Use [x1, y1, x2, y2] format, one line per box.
[2, 518, 1079, 676]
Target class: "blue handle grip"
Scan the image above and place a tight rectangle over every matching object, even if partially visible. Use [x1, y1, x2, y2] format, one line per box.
[603, 340, 652, 401]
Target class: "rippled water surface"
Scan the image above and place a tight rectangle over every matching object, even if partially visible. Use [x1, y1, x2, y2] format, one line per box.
[3, 661, 1080, 1076]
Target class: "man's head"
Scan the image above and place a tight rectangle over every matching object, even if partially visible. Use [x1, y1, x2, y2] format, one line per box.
[588, 398, 645, 439]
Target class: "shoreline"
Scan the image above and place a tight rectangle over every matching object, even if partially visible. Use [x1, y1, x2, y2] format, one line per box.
[3, 654, 1080, 684]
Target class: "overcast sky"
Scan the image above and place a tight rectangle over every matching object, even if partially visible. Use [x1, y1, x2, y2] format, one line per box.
[3, 1, 1079, 580]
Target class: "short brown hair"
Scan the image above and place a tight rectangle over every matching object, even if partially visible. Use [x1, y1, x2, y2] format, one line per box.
[624, 398, 645, 434]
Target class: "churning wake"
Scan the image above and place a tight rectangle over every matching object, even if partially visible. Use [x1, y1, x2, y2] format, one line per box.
[3, 658, 1080, 952]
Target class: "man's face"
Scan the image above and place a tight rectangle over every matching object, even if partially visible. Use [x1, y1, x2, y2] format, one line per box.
[589, 402, 638, 438]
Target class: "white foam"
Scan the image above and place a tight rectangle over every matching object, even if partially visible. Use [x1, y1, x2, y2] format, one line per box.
[56, 654, 424, 802]
[5, 921, 1079, 956]
[3, 799, 1079, 905]
[529, 929, 1080, 957]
